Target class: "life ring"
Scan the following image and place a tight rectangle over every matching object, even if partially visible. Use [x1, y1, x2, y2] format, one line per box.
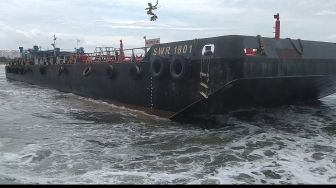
[170, 57, 190, 80]
[83, 65, 93, 77]
[150, 56, 168, 79]
[106, 64, 117, 79]
[69, 55, 76, 64]
[129, 64, 143, 80]
[135, 55, 143, 64]
[108, 59, 116, 64]
[57, 66, 65, 76]
[83, 55, 91, 64]
[39, 66, 47, 75]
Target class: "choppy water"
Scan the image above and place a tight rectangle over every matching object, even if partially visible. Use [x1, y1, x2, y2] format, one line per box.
[0, 65, 336, 184]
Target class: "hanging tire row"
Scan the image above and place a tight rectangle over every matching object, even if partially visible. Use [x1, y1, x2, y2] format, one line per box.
[7, 56, 190, 81]
[150, 56, 190, 80]
[5, 66, 28, 74]
[82, 64, 143, 80]
[83, 56, 190, 81]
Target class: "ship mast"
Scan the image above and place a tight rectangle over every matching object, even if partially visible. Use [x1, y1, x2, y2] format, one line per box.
[51, 34, 57, 57]
[274, 13, 281, 40]
[76, 39, 81, 50]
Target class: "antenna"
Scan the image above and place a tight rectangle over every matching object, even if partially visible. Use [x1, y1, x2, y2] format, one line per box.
[51, 34, 57, 57]
[143, 36, 148, 53]
[76, 39, 81, 49]
[51, 34, 57, 49]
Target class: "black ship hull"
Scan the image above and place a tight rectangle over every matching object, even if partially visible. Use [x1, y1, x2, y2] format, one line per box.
[5, 65, 336, 120]
[5, 35, 336, 120]
[177, 75, 336, 118]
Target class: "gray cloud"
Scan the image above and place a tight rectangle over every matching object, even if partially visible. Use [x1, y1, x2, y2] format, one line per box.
[0, 0, 335, 51]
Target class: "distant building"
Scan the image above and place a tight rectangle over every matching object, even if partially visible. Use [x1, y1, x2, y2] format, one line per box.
[0, 50, 20, 59]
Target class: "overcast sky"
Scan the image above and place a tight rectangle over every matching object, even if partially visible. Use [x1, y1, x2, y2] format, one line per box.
[0, 0, 336, 51]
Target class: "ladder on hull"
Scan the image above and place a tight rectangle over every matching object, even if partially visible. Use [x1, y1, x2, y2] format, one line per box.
[200, 56, 212, 98]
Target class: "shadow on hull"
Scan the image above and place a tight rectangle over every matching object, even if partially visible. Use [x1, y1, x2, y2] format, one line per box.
[171, 75, 336, 121]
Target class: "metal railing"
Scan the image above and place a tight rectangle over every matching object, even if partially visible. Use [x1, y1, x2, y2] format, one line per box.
[11, 47, 150, 66]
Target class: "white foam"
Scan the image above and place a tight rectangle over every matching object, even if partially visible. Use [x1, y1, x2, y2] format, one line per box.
[206, 124, 336, 184]
[0, 138, 12, 149]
